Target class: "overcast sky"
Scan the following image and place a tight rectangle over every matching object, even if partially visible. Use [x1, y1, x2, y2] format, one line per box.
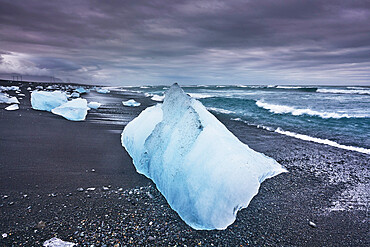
[0, 0, 369, 86]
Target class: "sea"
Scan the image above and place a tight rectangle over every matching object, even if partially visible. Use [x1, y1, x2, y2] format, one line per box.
[118, 85, 370, 155]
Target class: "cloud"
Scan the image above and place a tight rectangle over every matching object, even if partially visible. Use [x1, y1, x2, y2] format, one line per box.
[0, 0, 369, 85]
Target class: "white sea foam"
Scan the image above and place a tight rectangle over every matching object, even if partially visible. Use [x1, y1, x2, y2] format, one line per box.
[255, 100, 367, 119]
[276, 86, 304, 89]
[231, 118, 275, 131]
[317, 88, 370, 95]
[346, 86, 369, 90]
[275, 128, 370, 154]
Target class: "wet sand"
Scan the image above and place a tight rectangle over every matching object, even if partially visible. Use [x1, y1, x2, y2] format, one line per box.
[0, 80, 368, 246]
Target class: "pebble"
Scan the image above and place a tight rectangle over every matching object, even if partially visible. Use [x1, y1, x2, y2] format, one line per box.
[77, 187, 84, 192]
[148, 236, 155, 241]
[309, 221, 317, 228]
[37, 221, 46, 229]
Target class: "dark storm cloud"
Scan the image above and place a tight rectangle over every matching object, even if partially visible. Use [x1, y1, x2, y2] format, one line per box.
[0, 0, 369, 85]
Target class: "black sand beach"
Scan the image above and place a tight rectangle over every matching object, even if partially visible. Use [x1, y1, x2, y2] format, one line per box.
[0, 80, 368, 246]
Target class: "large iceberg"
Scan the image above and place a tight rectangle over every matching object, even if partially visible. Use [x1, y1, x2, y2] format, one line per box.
[31, 91, 68, 112]
[51, 98, 88, 121]
[121, 84, 287, 230]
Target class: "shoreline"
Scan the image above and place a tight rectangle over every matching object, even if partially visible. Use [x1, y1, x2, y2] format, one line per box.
[1, 80, 368, 246]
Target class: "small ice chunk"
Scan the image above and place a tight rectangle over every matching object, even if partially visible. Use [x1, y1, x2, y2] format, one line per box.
[96, 88, 110, 94]
[70, 92, 80, 98]
[36, 86, 43, 90]
[43, 237, 76, 247]
[122, 83, 287, 230]
[51, 98, 88, 121]
[5, 104, 19, 111]
[0, 92, 19, 104]
[27, 87, 32, 90]
[309, 221, 317, 228]
[151, 95, 165, 102]
[122, 99, 141, 107]
[87, 102, 101, 109]
[75, 87, 87, 94]
[31, 91, 68, 112]
[18, 93, 25, 96]
[86, 187, 96, 191]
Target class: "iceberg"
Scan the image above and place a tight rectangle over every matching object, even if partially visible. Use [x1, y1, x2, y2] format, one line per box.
[43, 237, 76, 247]
[122, 99, 141, 107]
[51, 98, 88, 121]
[96, 88, 110, 94]
[31, 91, 68, 112]
[70, 92, 80, 98]
[121, 84, 287, 230]
[151, 94, 165, 102]
[0, 92, 20, 104]
[87, 101, 101, 109]
[75, 87, 87, 94]
[5, 104, 19, 111]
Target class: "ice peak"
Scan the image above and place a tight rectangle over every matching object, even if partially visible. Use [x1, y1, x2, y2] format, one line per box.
[163, 83, 192, 121]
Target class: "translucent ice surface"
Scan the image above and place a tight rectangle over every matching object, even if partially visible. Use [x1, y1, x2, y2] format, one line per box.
[121, 83, 287, 230]
[31, 91, 68, 112]
[51, 98, 88, 121]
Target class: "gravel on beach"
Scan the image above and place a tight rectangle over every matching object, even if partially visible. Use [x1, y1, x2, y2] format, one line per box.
[0, 80, 368, 246]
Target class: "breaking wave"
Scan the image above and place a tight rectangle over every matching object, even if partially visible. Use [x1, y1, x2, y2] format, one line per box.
[317, 88, 370, 95]
[255, 100, 367, 119]
[274, 128, 370, 155]
[207, 107, 236, 115]
[231, 118, 370, 155]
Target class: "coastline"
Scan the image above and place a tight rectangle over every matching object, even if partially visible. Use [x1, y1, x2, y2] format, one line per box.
[0, 80, 368, 246]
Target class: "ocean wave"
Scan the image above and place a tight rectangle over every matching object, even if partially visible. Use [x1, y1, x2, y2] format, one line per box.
[187, 93, 215, 99]
[207, 107, 236, 115]
[231, 117, 370, 154]
[275, 128, 370, 155]
[346, 86, 369, 90]
[317, 88, 370, 95]
[255, 100, 367, 119]
[276, 86, 306, 89]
